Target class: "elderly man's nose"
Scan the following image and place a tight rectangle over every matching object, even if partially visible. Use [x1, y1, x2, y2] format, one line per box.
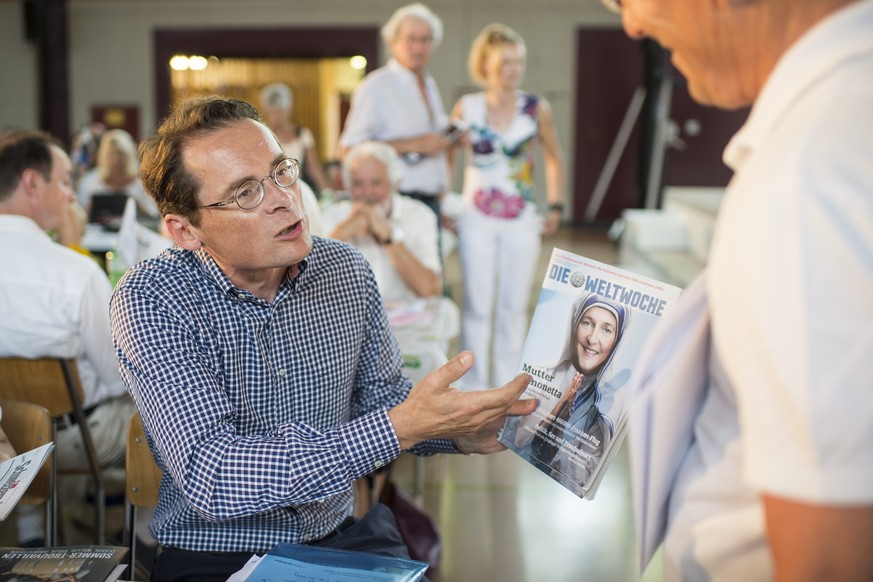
[621, 9, 646, 39]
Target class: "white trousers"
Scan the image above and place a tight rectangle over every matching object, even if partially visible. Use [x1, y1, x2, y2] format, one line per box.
[457, 208, 542, 390]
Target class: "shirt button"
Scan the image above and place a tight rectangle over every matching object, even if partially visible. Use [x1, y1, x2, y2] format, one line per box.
[237, 293, 245, 299]
[278, 368, 285, 377]
[374, 460, 384, 469]
[302, 534, 311, 542]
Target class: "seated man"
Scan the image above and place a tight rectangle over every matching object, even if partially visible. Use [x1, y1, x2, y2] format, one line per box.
[0, 130, 134, 545]
[110, 96, 534, 580]
[322, 141, 441, 301]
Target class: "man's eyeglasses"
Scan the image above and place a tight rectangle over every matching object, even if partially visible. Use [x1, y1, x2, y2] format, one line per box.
[600, 0, 622, 13]
[399, 34, 433, 47]
[200, 158, 300, 211]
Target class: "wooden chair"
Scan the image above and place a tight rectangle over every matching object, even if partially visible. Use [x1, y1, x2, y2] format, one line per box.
[0, 399, 55, 544]
[123, 411, 162, 573]
[0, 357, 109, 544]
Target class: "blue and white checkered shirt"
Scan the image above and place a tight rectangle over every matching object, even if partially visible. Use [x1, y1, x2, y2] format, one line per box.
[110, 237, 455, 552]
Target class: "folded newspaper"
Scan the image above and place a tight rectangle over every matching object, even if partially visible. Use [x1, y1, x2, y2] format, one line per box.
[499, 248, 682, 500]
[0, 442, 54, 521]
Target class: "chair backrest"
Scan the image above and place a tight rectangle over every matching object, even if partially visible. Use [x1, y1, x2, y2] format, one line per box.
[0, 358, 84, 418]
[126, 412, 162, 508]
[0, 399, 53, 504]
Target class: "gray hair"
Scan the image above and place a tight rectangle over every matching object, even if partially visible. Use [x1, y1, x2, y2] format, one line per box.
[381, 3, 443, 48]
[342, 141, 404, 191]
[259, 82, 293, 111]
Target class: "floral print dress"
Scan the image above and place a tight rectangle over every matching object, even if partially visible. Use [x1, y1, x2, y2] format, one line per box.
[459, 91, 540, 220]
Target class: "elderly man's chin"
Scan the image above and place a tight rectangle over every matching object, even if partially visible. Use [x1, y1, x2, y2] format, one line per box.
[680, 66, 753, 111]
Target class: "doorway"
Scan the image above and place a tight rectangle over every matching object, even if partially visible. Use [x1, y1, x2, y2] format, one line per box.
[153, 26, 379, 158]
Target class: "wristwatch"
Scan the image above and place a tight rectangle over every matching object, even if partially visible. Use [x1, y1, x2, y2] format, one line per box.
[385, 227, 405, 245]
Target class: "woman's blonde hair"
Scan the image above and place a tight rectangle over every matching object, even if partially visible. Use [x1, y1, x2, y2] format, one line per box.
[467, 23, 526, 86]
[97, 129, 138, 182]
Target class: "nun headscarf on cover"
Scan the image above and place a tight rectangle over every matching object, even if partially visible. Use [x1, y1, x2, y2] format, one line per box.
[566, 292, 630, 380]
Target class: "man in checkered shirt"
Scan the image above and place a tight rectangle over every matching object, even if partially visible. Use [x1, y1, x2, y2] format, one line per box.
[110, 96, 535, 580]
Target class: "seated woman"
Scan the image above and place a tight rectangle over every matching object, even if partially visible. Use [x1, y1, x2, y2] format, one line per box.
[322, 141, 441, 302]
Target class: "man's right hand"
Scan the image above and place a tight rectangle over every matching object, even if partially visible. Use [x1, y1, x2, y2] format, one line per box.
[388, 351, 536, 451]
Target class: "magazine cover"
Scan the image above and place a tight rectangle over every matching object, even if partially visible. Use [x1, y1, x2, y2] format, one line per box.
[242, 543, 428, 582]
[0, 545, 128, 581]
[498, 248, 682, 500]
[0, 442, 54, 521]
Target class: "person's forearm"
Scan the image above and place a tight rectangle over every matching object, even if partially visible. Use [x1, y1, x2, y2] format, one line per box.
[764, 495, 873, 581]
[385, 136, 425, 155]
[545, 157, 565, 207]
[384, 243, 440, 297]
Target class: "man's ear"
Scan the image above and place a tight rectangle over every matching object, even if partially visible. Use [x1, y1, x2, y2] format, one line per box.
[20, 168, 42, 199]
[164, 214, 203, 250]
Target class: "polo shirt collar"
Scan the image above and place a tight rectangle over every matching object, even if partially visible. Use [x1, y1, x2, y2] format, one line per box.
[724, 0, 873, 171]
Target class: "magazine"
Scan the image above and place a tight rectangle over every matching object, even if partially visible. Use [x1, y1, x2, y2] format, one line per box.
[0, 442, 54, 521]
[498, 248, 682, 500]
[240, 543, 428, 582]
[0, 545, 128, 581]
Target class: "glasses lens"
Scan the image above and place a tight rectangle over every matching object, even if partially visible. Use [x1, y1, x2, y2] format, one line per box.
[274, 158, 299, 188]
[600, 0, 622, 13]
[235, 180, 263, 210]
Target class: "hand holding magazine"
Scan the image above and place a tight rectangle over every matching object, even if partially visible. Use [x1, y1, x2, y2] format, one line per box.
[498, 248, 682, 500]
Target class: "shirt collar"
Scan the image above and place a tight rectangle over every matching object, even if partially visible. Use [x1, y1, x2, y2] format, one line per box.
[0, 214, 51, 239]
[387, 58, 429, 84]
[192, 245, 311, 302]
[724, 0, 873, 170]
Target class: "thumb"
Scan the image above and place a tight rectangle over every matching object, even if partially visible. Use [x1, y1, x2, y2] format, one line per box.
[422, 350, 474, 389]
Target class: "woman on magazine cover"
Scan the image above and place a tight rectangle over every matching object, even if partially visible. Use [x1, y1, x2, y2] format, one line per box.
[514, 292, 630, 489]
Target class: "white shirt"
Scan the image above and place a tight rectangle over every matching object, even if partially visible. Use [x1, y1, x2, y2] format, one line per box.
[661, 3, 873, 579]
[298, 179, 323, 237]
[0, 215, 127, 408]
[339, 60, 449, 196]
[321, 193, 441, 302]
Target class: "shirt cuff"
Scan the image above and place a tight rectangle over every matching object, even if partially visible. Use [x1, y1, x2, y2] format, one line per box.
[338, 409, 401, 478]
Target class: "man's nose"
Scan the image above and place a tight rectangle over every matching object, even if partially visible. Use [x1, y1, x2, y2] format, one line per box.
[265, 180, 300, 212]
[621, 9, 646, 40]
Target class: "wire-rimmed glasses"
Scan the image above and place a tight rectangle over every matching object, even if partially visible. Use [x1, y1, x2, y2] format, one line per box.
[200, 157, 300, 211]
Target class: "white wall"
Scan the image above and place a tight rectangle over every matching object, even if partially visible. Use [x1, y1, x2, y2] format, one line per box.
[0, 2, 40, 132]
[2, 0, 622, 196]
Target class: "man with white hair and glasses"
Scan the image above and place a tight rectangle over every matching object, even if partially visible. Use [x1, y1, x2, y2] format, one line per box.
[339, 3, 457, 224]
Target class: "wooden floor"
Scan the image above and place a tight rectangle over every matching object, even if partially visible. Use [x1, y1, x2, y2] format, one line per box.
[1, 226, 665, 581]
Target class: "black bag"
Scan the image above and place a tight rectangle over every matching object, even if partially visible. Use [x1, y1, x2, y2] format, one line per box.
[379, 479, 441, 577]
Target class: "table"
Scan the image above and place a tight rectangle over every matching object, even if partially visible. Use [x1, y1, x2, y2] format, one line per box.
[386, 296, 459, 495]
[386, 296, 459, 385]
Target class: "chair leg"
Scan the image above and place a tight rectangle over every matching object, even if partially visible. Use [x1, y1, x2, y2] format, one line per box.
[95, 480, 106, 545]
[123, 500, 136, 572]
[62, 359, 107, 544]
[48, 426, 58, 547]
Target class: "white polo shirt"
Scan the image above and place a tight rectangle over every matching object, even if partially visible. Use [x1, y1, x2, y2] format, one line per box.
[663, 2, 873, 580]
[321, 194, 440, 302]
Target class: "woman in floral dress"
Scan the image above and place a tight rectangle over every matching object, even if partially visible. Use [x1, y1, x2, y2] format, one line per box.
[451, 23, 566, 390]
